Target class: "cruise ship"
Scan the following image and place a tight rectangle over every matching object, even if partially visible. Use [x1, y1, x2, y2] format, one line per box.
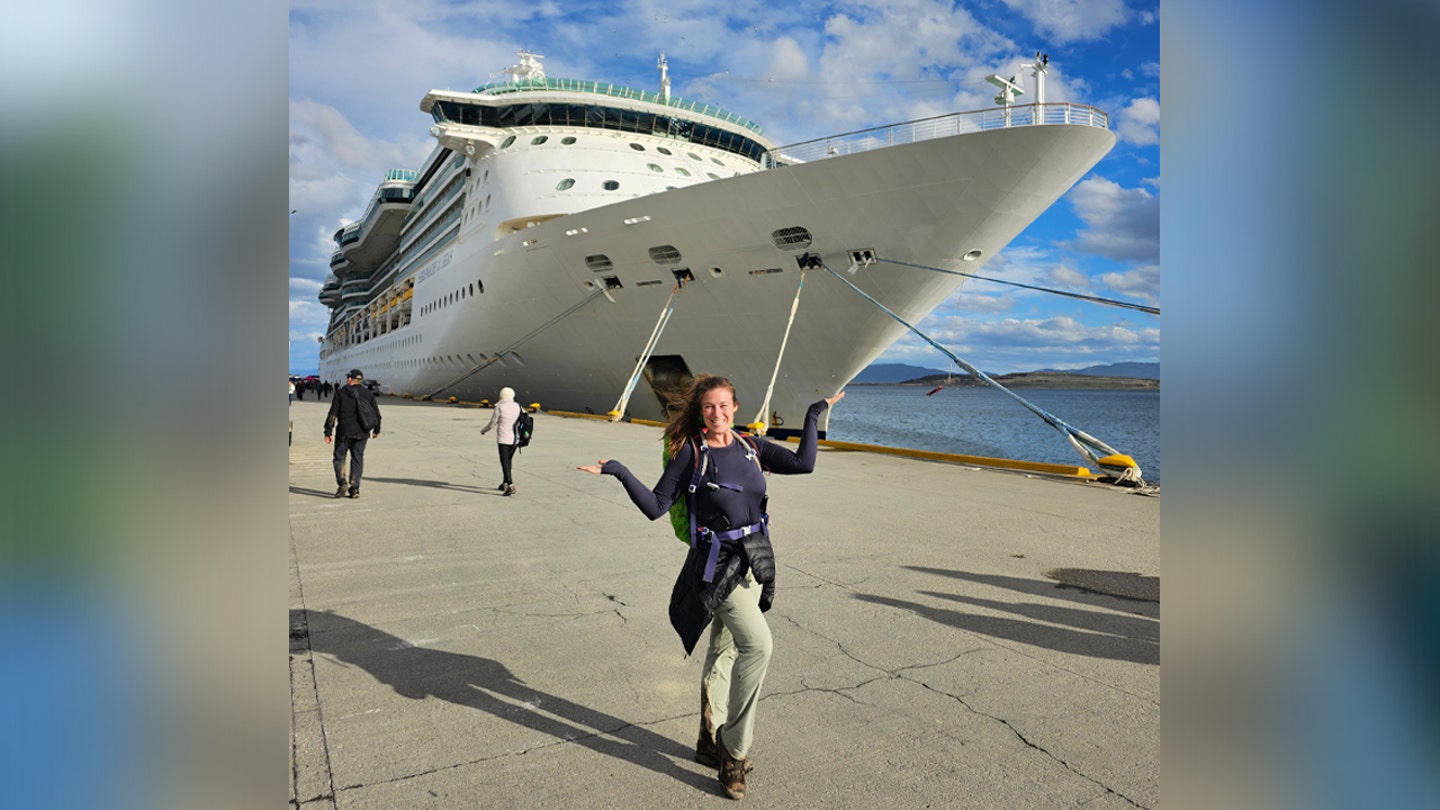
[317, 52, 1114, 437]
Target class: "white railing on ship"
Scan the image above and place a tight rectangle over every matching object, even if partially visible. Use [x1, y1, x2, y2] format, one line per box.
[762, 102, 1107, 167]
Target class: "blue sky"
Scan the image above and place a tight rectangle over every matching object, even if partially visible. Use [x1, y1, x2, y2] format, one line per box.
[289, 0, 1159, 375]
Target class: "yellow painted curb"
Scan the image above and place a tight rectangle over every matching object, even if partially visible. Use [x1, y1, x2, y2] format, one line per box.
[545, 411, 1095, 478]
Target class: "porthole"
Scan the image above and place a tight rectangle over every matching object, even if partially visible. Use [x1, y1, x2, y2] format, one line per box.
[711, 157, 725, 166]
[629, 143, 646, 151]
[603, 180, 619, 190]
[962, 249, 983, 262]
[656, 146, 672, 155]
[709, 266, 724, 278]
[561, 136, 577, 145]
[531, 135, 549, 145]
[675, 167, 691, 177]
[647, 163, 663, 172]
[500, 135, 516, 148]
[556, 178, 575, 191]
[706, 172, 720, 180]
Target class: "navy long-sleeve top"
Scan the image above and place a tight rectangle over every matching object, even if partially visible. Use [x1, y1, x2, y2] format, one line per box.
[601, 399, 830, 531]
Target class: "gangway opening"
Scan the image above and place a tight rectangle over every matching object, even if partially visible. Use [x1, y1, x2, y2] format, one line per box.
[642, 355, 693, 416]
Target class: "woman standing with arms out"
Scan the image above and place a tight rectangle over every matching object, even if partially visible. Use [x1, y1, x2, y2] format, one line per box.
[480, 386, 522, 496]
[578, 375, 843, 801]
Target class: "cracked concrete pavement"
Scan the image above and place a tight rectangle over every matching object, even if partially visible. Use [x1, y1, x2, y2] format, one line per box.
[288, 396, 1159, 808]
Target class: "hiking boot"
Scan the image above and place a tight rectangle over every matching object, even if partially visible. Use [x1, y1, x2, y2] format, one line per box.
[717, 735, 750, 800]
[695, 684, 718, 767]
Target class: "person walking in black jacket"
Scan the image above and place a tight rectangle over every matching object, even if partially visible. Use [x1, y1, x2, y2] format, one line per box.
[324, 369, 381, 498]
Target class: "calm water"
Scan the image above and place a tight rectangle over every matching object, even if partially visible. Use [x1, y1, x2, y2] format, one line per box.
[824, 385, 1160, 485]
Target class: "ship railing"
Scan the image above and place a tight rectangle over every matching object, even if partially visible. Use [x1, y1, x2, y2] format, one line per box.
[470, 77, 765, 135]
[762, 102, 1108, 167]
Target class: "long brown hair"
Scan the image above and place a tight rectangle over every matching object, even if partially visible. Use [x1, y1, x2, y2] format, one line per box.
[662, 374, 737, 458]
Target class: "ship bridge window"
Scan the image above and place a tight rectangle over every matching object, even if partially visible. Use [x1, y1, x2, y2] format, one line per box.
[585, 254, 614, 272]
[556, 178, 575, 191]
[649, 245, 683, 264]
[770, 227, 814, 251]
[629, 143, 645, 151]
[530, 135, 549, 145]
[656, 146, 672, 155]
[500, 135, 516, 148]
[603, 180, 620, 190]
[561, 136, 577, 145]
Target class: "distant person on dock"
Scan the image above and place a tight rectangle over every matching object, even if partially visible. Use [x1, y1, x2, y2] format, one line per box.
[288, 379, 295, 404]
[324, 369, 381, 499]
[480, 387, 523, 496]
[577, 375, 844, 801]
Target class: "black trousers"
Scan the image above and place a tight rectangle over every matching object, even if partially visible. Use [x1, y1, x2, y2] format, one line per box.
[334, 436, 368, 491]
[497, 443, 517, 485]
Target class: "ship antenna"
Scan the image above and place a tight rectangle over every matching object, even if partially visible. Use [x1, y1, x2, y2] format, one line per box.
[984, 72, 1025, 127]
[494, 50, 546, 83]
[1022, 51, 1048, 106]
[658, 51, 670, 102]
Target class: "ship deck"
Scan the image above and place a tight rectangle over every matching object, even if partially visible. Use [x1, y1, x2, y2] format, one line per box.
[289, 395, 1158, 808]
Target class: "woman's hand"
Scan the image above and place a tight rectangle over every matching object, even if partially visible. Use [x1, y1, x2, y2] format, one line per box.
[576, 460, 608, 475]
[825, 390, 847, 407]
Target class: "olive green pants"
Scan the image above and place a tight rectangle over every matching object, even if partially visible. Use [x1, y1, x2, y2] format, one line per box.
[701, 571, 773, 759]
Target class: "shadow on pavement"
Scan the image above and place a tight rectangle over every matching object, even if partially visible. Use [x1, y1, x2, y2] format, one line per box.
[294, 609, 711, 789]
[363, 476, 492, 494]
[855, 568, 1160, 666]
[903, 566, 1160, 617]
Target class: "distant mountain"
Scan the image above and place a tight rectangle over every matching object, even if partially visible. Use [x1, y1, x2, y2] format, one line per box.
[856, 360, 1159, 385]
[1047, 362, 1159, 379]
[852, 363, 949, 383]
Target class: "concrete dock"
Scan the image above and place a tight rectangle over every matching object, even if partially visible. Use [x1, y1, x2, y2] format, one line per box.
[288, 395, 1159, 809]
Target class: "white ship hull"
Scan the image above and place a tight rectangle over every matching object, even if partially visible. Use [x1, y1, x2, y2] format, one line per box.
[321, 122, 1113, 434]
[319, 53, 1113, 435]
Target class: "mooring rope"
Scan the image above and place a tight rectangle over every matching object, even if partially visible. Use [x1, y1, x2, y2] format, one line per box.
[817, 259, 1145, 484]
[423, 287, 608, 400]
[748, 268, 806, 435]
[609, 281, 685, 421]
[875, 255, 1159, 316]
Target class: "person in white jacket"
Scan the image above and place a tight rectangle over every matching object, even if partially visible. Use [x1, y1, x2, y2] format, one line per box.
[480, 386, 522, 496]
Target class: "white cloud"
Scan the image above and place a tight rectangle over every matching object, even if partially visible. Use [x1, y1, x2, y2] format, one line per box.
[291, 277, 323, 294]
[1099, 264, 1160, 304]
[880, 313, 1160, 372]
[999, 0, 1130, 44]
[1115, 96, 1160, 146]
[1066, 176, 1160, 262]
